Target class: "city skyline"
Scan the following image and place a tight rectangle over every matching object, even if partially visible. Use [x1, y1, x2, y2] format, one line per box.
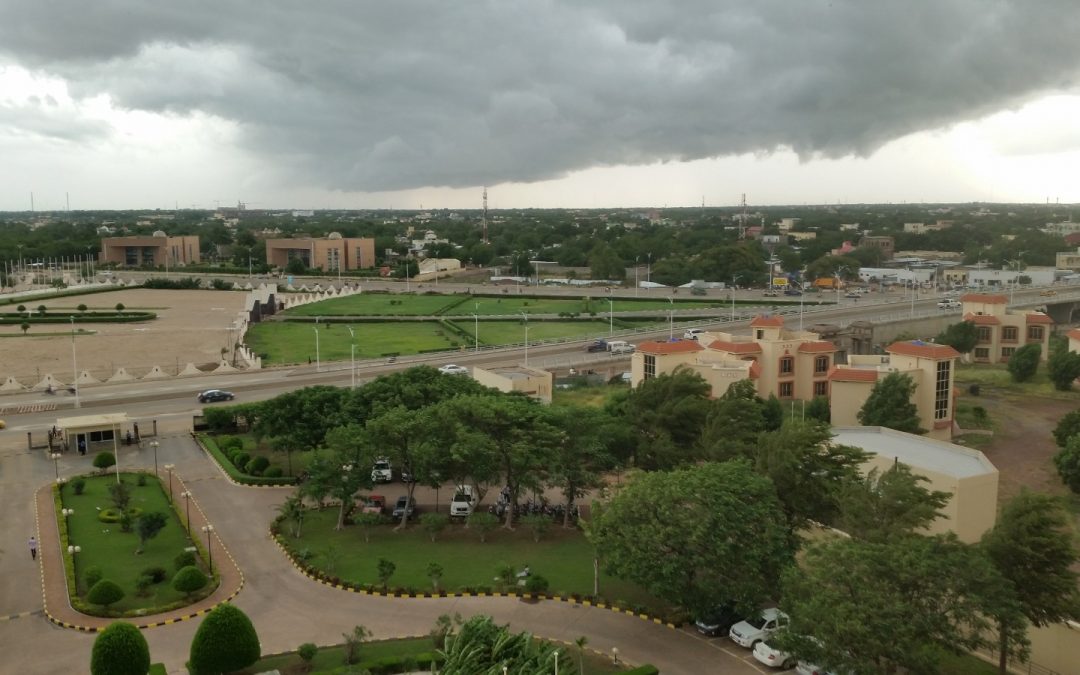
[2, 2, 1080, 210]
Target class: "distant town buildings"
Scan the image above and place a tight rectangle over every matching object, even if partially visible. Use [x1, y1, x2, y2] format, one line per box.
[961, 293, 1053, 363]
[99, 233, 200, 267]
[264, 233, 375, 271]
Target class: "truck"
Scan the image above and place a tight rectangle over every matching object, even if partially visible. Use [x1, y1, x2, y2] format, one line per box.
[813, 277, 841, 290]
[585, 339, 608, 353]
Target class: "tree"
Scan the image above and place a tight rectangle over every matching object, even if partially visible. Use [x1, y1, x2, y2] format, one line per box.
[467, 512, 499, 542]
[439, 615, 567, 673]
[420, 513, 448, 542]
[699, 392, 766, 462]
[1048, 345, 1080, 391]
[188, 603, 261, 675]
[353, 512, 383, 543]
[115, 303, 125, 312]
[77, 303, 88, 314]
[134, 512, 168, 554]
[1054, 436, 1080, 494]
[297, 643, 318, 672]
[857, 372, 923, 434]
[90, 622, 150, 675]
[589, 461, 793, 618]
[835, 464, 951, 542]
[108, 479, 131, 511]
[172, 566, 209, 599]
[342, 625, 370, 665]
[983, 490, 1080, 674]
[936, 320, 978, 354]
[377, 558, 396, 590]
[87, 579, 125, 609]
[275, 494, 305, 538]
[611, 368, 712, 470]
[363, 405, 440, 529]
[543, 406, 614, 527]
[303, 429, 376, 530]
[93, 451, 116, 472]
[1053, 409, 1080, 448]
[761, 394, 783, 431]
[285, 257, 306, 275]
[20, 322, 29, 334]
[805, 396, 831, 423]
[1007, 343, 1041, 382]
[426, 562, 444, 591]
[780, 536, 1010, 674]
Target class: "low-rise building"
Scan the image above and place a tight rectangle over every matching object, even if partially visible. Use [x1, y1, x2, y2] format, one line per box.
[472, 365, 553, 403]
[265, 233, 375, 271]
[859, 235, 895, 260]
[831, 426, 998, 543]
[1056, 247, 1080, 271]
[962, 293, 1053, 363]
[99, 233, 200, 267]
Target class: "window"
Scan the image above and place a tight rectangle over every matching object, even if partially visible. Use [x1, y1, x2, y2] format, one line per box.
[1001, 347, 1015, 359]
[779, 356, 794, 375]
[779, 382, 794, 398]
[814, 355, 829, 374]
[974, 347, 990, 359]
[1028, 326, 1045, 341]
[976, 327, 992, 343]
[813, 381, 828, 397]
[1001, 326, 1018, 342]
[643, 354, 656, 380]
[934, 360, 951, 420]
[756, 330, 764, 339]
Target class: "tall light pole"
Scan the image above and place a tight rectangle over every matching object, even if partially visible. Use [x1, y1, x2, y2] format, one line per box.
[181, 490, 192, 528]
[201, 525, 215, 573]
[1008, 253, 1027, 306]
[150, 440, 159, 476]
[70, 316, 79, 408]
[404, 259, 410, 292]
[346, 326, 356, 389]
[646, 252, 652, 286]
[313, 320, 321, 372]
[730, 274, 741, 322]
[50, 452, 62, 480]
[907, 267, 915, 318]
[668, 296, 675, 339]
[634, 256, 640, 298]
[112, 422, 121, 484]
[520, 311, 530, 366]
[164, 464, 175, 500]
[471, 313, 479, 352]
[607, 297, 614, 335]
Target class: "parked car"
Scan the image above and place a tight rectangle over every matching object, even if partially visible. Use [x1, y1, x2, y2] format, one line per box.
[763, 290, 779, 297]
[585, 339, 609, 353]
[753, 640, 796, 669]
[684, 328, 706, 340]
[450, 485, 475, 517]
[438, 364, 469, 375]
[1041, 289, 1058, 296]
[844, 291, 860, 298]
[694, 604, 742, 637]
[360, 495, 386, 515]
[392, 495, 416, 520]
[607, 340, 635, 355]
[371, 459, 393, 483]
[730, 608, 788, 649]
[197, 389, 235, 403]
[784, 289, 803, 296]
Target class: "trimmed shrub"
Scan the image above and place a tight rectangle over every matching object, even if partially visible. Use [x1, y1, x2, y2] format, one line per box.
[72, 477, 86, 495]
[246, 456, 270, 476]
[525, 574, 550, 594]
[140, 566, 168, 584]
[90, 621, 150, 675]
[231, 452, 250, 470]
[98, 507, 143, 524]
[135, 575, 154, 597]
[136, 474, 147, 487]
[174, 551, 197, 571]
[93, 452, 117, 471]
[623, 667, 660, 675]
[84, 565, 104, 589]
[264, 467, 284, 478]
[217, 435, 243, 452]
[172, 566, 208, 598]
[188, 603, 261, 675]
[87, 579, 125, 609]
[297, 642, 318, 669]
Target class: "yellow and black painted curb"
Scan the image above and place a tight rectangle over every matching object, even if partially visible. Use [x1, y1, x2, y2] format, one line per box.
[38, 473, 246, 633]
[190, 432, 297, 490]
[269, 528, 681, 630]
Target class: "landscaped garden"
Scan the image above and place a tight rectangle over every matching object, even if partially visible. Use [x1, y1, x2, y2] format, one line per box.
[200, 433, 307, 485]
[57, 471, 217, 616]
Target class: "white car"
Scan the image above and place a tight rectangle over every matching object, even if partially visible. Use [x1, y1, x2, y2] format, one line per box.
[753, 640, 796, 669]
[371, 459, 393, 483]
[684, 328, 706, 340]
[449, 485, 475, 517]
[438, 364, 469, 375]
[937, 299, 961, 310]
[729, 608, 788, 649]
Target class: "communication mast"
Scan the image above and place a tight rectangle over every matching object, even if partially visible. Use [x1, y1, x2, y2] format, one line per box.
[482, 186, 489, 244]
[739, 193, 748, 239]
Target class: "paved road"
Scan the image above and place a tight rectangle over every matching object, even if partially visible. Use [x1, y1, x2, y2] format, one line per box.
[0, 430, 774, 674]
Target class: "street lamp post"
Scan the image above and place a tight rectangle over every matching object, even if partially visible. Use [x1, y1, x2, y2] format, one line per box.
[520, 311, 530, 366]
[634, 257, 639, 298]
[164, 464, 175, 500]
[612, 647, 619, 665]
[112, 422, 121, 484]
[730, 274, 742, 322]
[313, 320, 321, 372]
[150, 440, 159, 476]
[668, 296, 675, 340]
[201, 525, 215, 573]
[554, 650, 559, 675]
[181, 491, 192, 529]
[607, 297, 614, 335]
[50, 452, 61, 480]
[647, 252, 652, 286]
[70, 316, 79, 408]
[346, 326, 356, 389]
[471, 313, 479, 352]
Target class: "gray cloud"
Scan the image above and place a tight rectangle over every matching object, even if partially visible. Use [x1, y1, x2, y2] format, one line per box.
[1, 1, 1079, 192]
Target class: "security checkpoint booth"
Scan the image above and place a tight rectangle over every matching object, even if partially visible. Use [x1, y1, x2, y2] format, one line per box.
[54, 413, 131, 456]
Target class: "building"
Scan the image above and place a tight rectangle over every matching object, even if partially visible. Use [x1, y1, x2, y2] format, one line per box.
[829, 340, 959, 441]
[903, 221, 953, 235]
[859, 235, 895, 260]
[967, 267, 1056, 287]
[788, 231, 817, 242]
[415, 258, 462, 281]
[961, 293, 1053, 363]
[1056, 247, 1080, 271]
[264, 233, 375, 272]
[472, 365, 553, 404]
[1042, 221, 1080, 237]
[631, 316, 837, 400]
[831, 426, 998, 543]
[99, 233, 200, 267]
[778, 217, 802, 231]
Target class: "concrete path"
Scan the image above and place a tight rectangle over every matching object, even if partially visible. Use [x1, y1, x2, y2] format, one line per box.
[1, 432, 772, 675]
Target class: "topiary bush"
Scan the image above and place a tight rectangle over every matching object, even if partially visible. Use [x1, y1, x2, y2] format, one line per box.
[93, 452, 117, 472]
[87, 579, 125, 609]
[84, 566, 104, 590]
[188, 603, 261, 675]
[140, 566, 168, 584]
[231, 452, 250, 470]
[135, 575, 154, 597]
[98, 507, 143, 524]
[174, 551, 197, 571]
[90, 621, 150, 675]
[297, 642, 318, 669]
[264, 467, 284, 478]
[246, 456, 270, 476]
[72, 477, 87, 495]
[525, 574, 550, 594]
[172, 566, 208, 599]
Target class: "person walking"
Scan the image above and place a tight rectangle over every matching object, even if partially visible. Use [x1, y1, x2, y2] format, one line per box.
[29, 536, 37, 561]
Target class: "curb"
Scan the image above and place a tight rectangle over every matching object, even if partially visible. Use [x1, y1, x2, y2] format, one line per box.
[269, 528, 681, 630]
[39, 473, 246, 633]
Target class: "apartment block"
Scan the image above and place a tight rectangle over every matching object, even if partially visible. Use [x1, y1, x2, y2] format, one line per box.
[859, 235, 895, 259]
[265, 234, 375, 271]
[99, 234, 200, 267]
[962, 293, 1053, 363]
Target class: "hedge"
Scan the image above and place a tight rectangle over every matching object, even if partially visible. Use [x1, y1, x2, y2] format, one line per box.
[0, 311, 156, 325]
[196, 435, 297, 486]
[624, 666, 660, 675]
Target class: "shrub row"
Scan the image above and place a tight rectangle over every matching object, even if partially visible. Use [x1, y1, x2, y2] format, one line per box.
[359, 651, 445, 674]
[197, 435, 296, 486]
[0, 311, 156, 324]
[624, 666, 660, 675]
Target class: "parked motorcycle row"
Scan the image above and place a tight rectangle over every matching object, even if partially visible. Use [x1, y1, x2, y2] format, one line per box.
[487, 494, 580, 523]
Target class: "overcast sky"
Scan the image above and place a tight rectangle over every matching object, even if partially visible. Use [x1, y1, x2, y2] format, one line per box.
[2, 1, 1080, 211]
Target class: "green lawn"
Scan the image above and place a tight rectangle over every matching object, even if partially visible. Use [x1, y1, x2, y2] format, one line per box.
[955, 363, 1080, 401]
[246, 322, 465, 363]
[219, 434, 318, 478]
[452, 319, 613, 346]
[285, 293, 462, 316]
[278, 509, 669, 616]
[553, 384, 628, 408]
[61, 472, 215, 613]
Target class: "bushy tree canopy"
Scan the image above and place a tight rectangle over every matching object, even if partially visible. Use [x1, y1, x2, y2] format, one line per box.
[90, 622, 150, 675]
[1007, 343, 1041, 382]
[936, 320, 978, 354]
[188, 604, 261, 675]
[857, 372, 923, 434]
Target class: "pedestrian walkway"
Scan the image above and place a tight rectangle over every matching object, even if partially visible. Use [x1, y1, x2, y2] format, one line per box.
[34, 471, 244, 632]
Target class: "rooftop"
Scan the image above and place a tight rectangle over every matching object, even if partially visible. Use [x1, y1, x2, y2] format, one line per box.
[57, 413, 130, 429]
[749, 315, 785, 328]
[960, 293, 1008, 304]
[887, 340, 960, 360]
[832, 426, 997, 479]
[638, 339, 704, 355]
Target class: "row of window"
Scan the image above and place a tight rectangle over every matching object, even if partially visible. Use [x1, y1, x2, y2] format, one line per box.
[780, 355, 830, 375]
[779, 381, 829, 398]
[977, 326, 1045, 342]
[974, 347, 1017, 360]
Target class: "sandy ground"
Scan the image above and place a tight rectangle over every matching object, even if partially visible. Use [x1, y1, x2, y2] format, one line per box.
[0, 289, 249, 384]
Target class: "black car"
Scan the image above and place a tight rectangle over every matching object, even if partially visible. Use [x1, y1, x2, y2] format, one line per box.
[585, 339, 608, 353]
[694, 604, 742, 637]
[783, 289, 803, 296]
[197, 389, 235, 403]
[392, 495, 416, 520]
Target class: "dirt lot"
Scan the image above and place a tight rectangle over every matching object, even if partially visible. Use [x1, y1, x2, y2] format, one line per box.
[0, 289, 248, 383]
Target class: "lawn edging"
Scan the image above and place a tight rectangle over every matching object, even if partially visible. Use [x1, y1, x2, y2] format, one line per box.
[193, 433, 298, 488]
[268, 526, 682, 630]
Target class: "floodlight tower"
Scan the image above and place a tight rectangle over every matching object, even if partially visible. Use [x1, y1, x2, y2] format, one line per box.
[482, 186, 489, 244]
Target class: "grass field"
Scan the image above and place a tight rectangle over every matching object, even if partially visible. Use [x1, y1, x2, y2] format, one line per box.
[285, 294, 461, 316]
[450, 319, 613, 346]
[954, 363, 1080, 401]
[61, 472, 214, 612]
[278, 509, 668, 615]
[552, 384, 627, 408]
[246, 321, 465, 363]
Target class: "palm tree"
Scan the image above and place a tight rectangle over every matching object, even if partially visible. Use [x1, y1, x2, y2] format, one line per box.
[275, 495, 304, 538]
[575, 636, 588, 674]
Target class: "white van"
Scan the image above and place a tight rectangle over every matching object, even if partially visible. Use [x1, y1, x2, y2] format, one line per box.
[607, 340, 635, 355]
[684, 328, 706, 340]
[450, 485, 475, 517]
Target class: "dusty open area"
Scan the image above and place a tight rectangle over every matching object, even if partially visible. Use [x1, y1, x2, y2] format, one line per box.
[0, 289, 248, 383]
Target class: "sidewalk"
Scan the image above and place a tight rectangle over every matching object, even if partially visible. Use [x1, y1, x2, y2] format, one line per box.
[35, 471, 244, 632]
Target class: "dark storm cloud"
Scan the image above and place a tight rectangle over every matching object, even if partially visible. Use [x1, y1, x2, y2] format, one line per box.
[2, 1, 1079, 191]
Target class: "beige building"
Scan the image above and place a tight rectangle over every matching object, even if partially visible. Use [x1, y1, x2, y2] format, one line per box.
[265, 233, 375, 271]
[415, 258, 462, 281]
[832, 426, 998, 544]
[472, 365, 553, 403]
[100, 233, 200, 267]
[961, 293, 1053, 363]
[829, 341, 959, 441]
[1056, 247, 1080, 271]
[631, 316, 837, 400]
[859, 235, 895, 260]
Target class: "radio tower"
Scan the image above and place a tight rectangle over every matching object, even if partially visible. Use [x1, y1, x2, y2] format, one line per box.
[481, 186, 489, 244]
[739, 193, 748, 239]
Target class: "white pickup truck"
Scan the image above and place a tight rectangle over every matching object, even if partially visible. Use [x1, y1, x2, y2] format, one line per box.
[450, 485, 475, 517]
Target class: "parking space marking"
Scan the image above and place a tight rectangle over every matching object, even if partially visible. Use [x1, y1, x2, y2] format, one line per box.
[678, 628, 774, 674]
